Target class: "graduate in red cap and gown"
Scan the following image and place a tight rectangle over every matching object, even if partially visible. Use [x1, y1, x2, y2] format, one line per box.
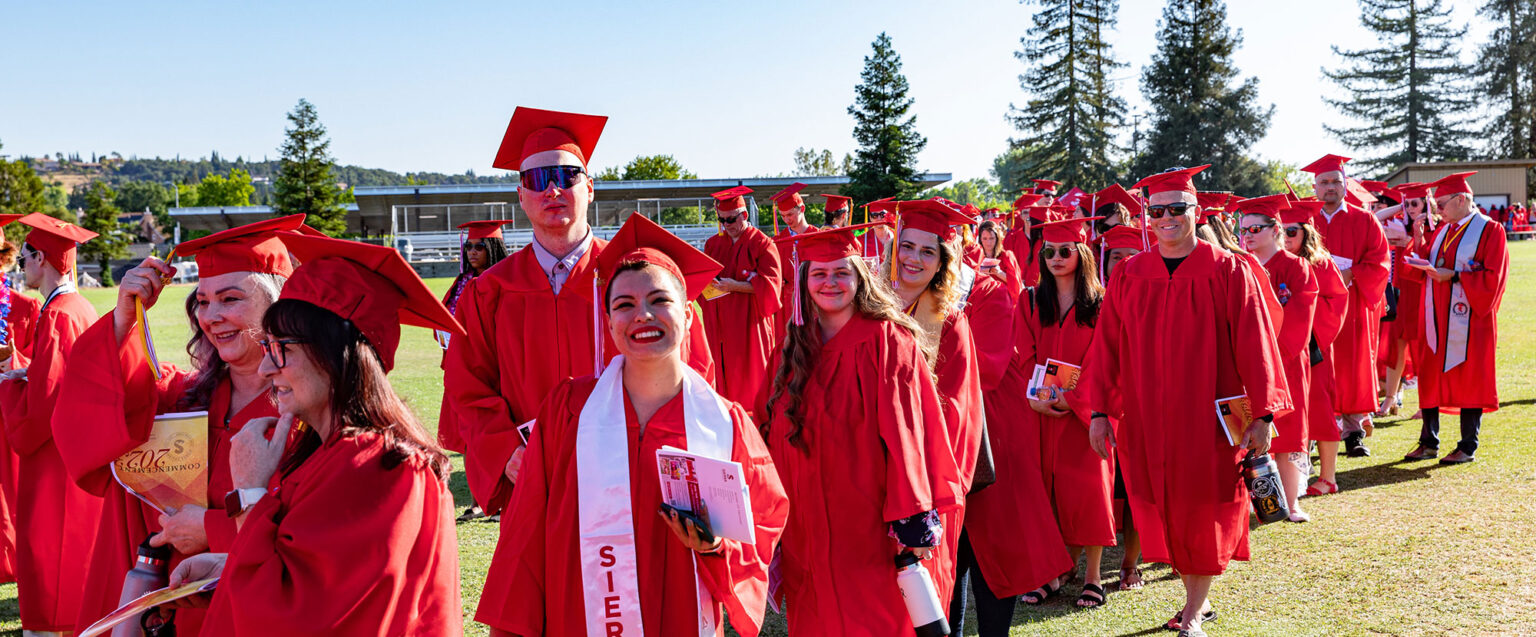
[0, 213, 105, 633]
[859, 198, 897, 262]
[438, 219, 513, 522]
[477, 213, 789, 637]
[445, 107, 713, 516]
[170, 232, 465, 635]
[761, 224, 963, 636]
[1401, 172, 1508, 465]
[881, 201, 988, 619]
[702, 185, 783, 409]
[1002, 194, 1047, 288]
[975, 219, 1024, 299]
[0, 231, 42, 586]
[821, 193, 853, 228]
[1086, 166, 1291, 634]
[1302, 154, 1390, 457]
[768, 183, 817, 345]
[1234, 195, 1320, 522]
[1375, 183, 1434, 416]
[52, 216, 310, 634]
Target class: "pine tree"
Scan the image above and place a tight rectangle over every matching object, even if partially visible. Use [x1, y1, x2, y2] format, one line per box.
[844, 33, 928, 204]
[1476, 0, 1536, 170]
[1324, 0, 1475, 172]
[1008, 0, 1129, 191]
[1133, 0, 1273, 194]
[79, 181, 127, 285]
[272, 99, 345, 236]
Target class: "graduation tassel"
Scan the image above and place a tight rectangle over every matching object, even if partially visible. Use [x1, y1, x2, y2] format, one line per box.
[890, 203, 902, 286]
[789, 248, 803, 326]
[592, 272, 604, 376]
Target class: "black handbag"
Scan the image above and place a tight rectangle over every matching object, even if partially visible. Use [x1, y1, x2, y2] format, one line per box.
[1309, 334, 1325, 367]
[968, 424, 997, 494]
[1381, 283, 1400, 322]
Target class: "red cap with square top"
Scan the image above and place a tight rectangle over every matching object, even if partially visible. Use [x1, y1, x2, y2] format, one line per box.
[1281, 200, 1325, 225]
[1131, 165, 1210, 196]
[897, 200, 976, 241]
[1196, 191, 1233, 211]
[712, 186, 754, 212]
[1301, 154, 1351, 175]
[1037, 216, 1105, 244]
[1013, 193, 1045, 210]
[458, 220, 514, 242]
[172, 214, 305, 278]
[1427, 171, 1477, 197]
[1101, 224, 1150, 251]
[773, 221, 887, 263]
[1394, 182, 1431, 200]
[597, 213, 722, 304]
[1093, 184, 1143, 216]
[11, 212, 98, 273]
[1032, 179, 1062, 193]
[493, 107, 607, 171]
[820, 194, 852, 212]
[1230, 194, 1291, 220]
[770, 183, 807, 212]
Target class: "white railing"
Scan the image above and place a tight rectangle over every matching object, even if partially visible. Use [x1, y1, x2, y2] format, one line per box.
[393, 223, 731, 262]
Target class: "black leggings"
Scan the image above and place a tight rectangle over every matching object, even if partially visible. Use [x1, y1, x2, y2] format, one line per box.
[1419, 407, 1484, 454]
[947, 530, 1017, 637]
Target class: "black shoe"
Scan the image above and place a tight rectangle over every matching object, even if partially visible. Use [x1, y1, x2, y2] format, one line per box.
[1403, 445, 1439, 461]
[1344, 432, 1371, 457]
[456, 505, 486, 522]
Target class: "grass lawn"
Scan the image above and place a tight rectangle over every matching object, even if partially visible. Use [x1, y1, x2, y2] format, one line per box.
[4, 241, 1536, 635]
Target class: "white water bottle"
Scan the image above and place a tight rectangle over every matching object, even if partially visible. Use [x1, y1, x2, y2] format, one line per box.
[894, 552, 950, 637]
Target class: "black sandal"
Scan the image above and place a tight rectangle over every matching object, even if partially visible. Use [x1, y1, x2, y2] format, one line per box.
[1020, 578, 1062, 605]
[1164, 609, 1217, 631]
[1076, 582, 1106, 608]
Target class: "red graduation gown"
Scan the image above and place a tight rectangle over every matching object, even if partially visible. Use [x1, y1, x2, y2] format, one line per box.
[961, 287, 1072, 597]
[200, 431, 462, 636]
[1307, 258, 1349, 442]
[1259, 251, 1319, 454]
[1313, 206, 1390, 414]
[764, 315, 963, 636]
[703, 228, 783, 408]
[993, 250, 1025, 300]
[771, 226, 817, 347]
[1382, 241, 1426, 370]
[1086, 242, 1291, 576]
[437, 271, 478, 454]
[926, 310, 985, 609]
[0, 291, 104, 631]
[1023, 301, 1117, 548]
[445, 241, 714, 513]
[1406, 215, 1508, 411]
[1003, 231, 1040, 289]
[475, 377, 789, 637]
[0, 291, 40, 583]
[53, 315, 290, 635]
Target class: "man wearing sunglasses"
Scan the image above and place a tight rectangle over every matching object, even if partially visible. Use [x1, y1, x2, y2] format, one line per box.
[702, 185, 783, 408]
[859, 198, 897, 262]
[1300, 154, 1390, 458]
[1084, 165, 1291, 635]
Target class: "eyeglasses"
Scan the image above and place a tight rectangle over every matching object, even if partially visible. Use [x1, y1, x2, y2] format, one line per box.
[258, 338, 307, 369]
[1147, 203, 1194, 219]
[868, 211, 889, 220]
[519, 165, 586, 191]
[1283, 226, 1303, 238]
[717, 213, 742, 225]
[1238, 223, 1275, 236]
[1039, 246, 1076, 260]
[463, 241, 487, 251]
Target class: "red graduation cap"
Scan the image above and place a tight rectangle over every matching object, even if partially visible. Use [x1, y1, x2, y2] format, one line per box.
[458, 219, 514, 242]
[492, 106, 608, 171]
[772, 221, 887, 263]
[276, 234, 465, 372]
[1013, 193, 1045, 210]
[293, 223, 328, 238]
[1427, 171, 1477, 197]
[1094, 184, 1143, 216]
[1395, 181, 1432, 200]
[1101, 224, 1150, 251]
[1358, 180, 1391, 194]
[1230, 194, 1291, 220]
[597, 213, 722, 304]
[1196, 191, 1233, 211]
[769, 182, 808, 212]
[172, 214, 306, 278]
[1032, 179, 1062, 193]
[1026, 205, 1054, 223]
[712, 186, 754, 212]
[1344, 179, 1377, 207]
[982, 207, 1001, 217]
[1300, 154, 1351, 176]
[1036, 216, 1105, 244]
[1131, 165, 1210, 196]
[897, 200, 975, 241]
[820, 194, 852, 213]
[1281, 200, 1325, 225]
[11, 212, 98, 273]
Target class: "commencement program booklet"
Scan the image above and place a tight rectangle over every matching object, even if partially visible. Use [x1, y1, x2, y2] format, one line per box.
[113, 411, 210, 515]
[655, 445, 755, 543]
[1027, 358, 1082, 401]
[80, 578, 218, 637]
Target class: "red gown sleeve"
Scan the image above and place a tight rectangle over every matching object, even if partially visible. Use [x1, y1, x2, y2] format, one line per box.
[1462, 223, 1509, 317]
[1228, 258, 1293, 420]
[1311, 259, 1348, 348]
[963, 278, 1016, 391]
[1086, 277, 1125, 420]
[1001, 252, 1025, 299]
[6, 293, 40, 364]
[1275, 260, 1319, 361]
[694, 403, 789, 637]
[2, 305, 89, 456]
[875, 328, 963, 522]
[936, 314, 985, 492]
[1351, 214, 1392, 307]
[443, 278, 519, 512]
[747, 236, 784, 317]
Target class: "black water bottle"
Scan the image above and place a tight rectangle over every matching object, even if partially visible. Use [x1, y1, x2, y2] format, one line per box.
[1243, 451, 1289, 525]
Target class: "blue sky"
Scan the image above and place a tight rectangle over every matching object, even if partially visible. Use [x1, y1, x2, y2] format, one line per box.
[2, 1, 1491, 183]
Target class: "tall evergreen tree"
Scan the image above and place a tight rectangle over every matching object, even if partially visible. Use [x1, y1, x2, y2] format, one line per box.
[273, 99, 346, 236]
[1133, 0, 1273, 194]
[1476, 0, 1536, 170]
[1324, 0, 1475, 172]
[79, 181, 127, 285]
[1008, 0, 1128, 191]
[844, 33, 928, 204]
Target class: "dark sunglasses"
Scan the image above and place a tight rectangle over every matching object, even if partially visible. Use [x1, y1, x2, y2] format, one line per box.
[1284, 226, 1303, 238]
[259, 338, 308, 369]
[463, 241, 487, 251]
[1040, 246, 1076, 260]
[519, 165, 586, 191]
[717, 213, 743, 225]
[1147, 203, 1194, 219]
[868, 211, 889, 220]
[1238, 223, 1275, 236]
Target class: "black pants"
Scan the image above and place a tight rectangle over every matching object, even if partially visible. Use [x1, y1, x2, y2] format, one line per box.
[1419, 407, 1484, 454]
[947, 530, 1017, 637]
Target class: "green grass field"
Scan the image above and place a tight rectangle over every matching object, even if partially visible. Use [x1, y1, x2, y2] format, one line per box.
[3, 242, 1535, 635]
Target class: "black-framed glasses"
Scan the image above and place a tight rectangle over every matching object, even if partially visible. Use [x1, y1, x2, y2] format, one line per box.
[463, 241, 487, 251]
[519, 165, 586, 191]
[1147, 203, 1194, 219]
[259, 338, 308, 369]
[868, 211, 889, 220]
[717, 213, 743, 225]
[1238, 223, 1275, 236]
[1040, 246, 1075, 260]
[1283, 226, 1303, 238]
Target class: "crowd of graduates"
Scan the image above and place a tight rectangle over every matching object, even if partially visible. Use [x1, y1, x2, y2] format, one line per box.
[0, 106, 1511, 637]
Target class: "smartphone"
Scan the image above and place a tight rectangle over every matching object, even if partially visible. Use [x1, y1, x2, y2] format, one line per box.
[658, 503, 716, 546]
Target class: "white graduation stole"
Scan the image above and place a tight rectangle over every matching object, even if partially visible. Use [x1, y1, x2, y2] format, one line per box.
[1423, 213, 1489, 372]
[575, 355, 736, 637]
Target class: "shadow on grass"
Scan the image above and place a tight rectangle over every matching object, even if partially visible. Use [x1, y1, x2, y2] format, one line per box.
[1331, 457, 1447, 491]
[448, 454, 476, 509]
[1007, 552, 1180, 635]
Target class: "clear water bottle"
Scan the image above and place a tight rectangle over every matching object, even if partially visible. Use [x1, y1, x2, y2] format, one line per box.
[113, 538, 173, 637]
[1244, 451, 1290, 525]
[894, 552, 950, 637]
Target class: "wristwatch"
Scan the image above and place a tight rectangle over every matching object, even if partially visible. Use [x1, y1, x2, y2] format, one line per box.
[224, 488, 268, 518]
